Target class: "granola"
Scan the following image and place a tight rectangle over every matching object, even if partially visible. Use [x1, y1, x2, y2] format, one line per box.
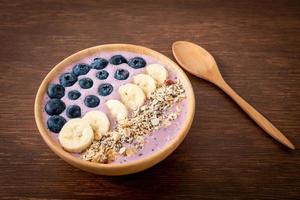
[81, 79, 186, 163]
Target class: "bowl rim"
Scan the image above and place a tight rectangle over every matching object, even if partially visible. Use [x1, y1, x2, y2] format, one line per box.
[34, 44, 195, 174]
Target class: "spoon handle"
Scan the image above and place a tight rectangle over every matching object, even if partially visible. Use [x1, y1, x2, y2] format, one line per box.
[216, 80, 295, 149]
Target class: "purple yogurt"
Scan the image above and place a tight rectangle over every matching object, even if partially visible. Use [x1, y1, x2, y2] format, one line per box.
[42, 51, 188, 164]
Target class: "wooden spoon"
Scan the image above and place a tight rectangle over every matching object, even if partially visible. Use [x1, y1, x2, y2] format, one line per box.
[172, 41, 295, 149]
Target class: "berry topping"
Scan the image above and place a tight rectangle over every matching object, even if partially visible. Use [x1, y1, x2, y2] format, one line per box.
[98, 83, 113, 96]
[91, 58, 108, 70]
[47, 84, 65, 99]
[96, 70, 109, 80]
[109, 55, 127, 65]
[45, 99, 66, 115]
[114, 68, 129, 80]
[72, 63, 91, 76]
[79, 78, 93, 89]
[128, 57, 146, 69]
[84, 95, 100, 108]
[66, 105, 81, 118]
[47, 115, 66, 133]
[68, 90, 81, 100]
[164, 79, 175, 85]
[59, 73, 78, 87]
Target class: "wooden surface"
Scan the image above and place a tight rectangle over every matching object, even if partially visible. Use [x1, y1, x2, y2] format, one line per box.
[172, 41, 295, 149]
[0, 0, 299, 199]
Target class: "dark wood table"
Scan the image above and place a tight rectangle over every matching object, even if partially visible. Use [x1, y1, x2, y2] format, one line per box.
[1, 0, 299, 199]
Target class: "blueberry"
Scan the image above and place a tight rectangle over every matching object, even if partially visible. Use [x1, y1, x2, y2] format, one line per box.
[72, 63, 91, 76]
[96, 70, 109, 80]
[79, 78, 93, 89]
[109, 55, 127, 65]
[59, 73, 78, 87]
[47, 84, 65, 99]
[98, 83, 113, 96]
[84, 95, 100, 108]
[114, 69, 129, 80]
[128, 57, 146, 69]
[68, 90, 81, 100]
[66, 105, 81, 118]
[47, 115, 66, 133]
[91, 58, 108, 70]
[45, 99, 66, 115]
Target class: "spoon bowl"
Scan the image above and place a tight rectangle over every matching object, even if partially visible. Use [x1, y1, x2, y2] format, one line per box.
[172, 41, 222, 83]
[172, 41, 295, 150]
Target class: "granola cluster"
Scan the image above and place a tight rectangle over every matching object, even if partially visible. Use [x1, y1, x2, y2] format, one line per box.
[81, 80, 186, 163]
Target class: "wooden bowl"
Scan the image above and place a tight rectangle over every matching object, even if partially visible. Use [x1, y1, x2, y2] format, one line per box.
[34, 44, 195, 175]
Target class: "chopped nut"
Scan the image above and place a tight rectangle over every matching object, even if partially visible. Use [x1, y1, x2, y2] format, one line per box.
[135, 136, 145, 144]
[125, 148, 135, 157]
[107, 150, 116, 163]
[168, 113, 178, 120]
[91, 151, 101, 162]
[112, 132, 121, 142]
[151, 118, 160, 126]
[119, 147, 126, 155]
[94, 132, 102, 141]
[162, 120, 171, 127]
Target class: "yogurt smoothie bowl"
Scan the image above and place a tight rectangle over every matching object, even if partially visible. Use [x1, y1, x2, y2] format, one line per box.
[35, 44, 195, 175]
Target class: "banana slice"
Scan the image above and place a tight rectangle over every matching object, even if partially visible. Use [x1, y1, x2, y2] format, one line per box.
[58, 118, 94, 153]
[105, 99, 128, 122]
[146, 64, 168, 85]
[133, 74, 157, 98]
[82, 111, 110, 140]
[118, 83, 146, 110]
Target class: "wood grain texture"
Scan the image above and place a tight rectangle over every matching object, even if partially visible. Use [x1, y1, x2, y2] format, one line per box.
[0, 0, 299, 199]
